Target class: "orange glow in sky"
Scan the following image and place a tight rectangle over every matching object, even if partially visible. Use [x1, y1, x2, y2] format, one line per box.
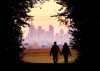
[22, 0, 68, 38]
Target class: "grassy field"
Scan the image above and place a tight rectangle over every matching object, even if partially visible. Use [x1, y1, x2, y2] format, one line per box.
[23, 48, 78, 63]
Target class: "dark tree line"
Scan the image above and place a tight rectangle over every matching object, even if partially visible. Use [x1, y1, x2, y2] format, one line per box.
[0, 0, 35, 64]
[58, 0, 100, 64]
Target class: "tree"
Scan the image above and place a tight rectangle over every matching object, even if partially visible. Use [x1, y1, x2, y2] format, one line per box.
[0, 0, 35, 64]
[57, 0, 100, 63]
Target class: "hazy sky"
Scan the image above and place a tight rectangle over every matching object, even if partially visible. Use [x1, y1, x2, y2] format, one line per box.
[22, 0, 69, 38]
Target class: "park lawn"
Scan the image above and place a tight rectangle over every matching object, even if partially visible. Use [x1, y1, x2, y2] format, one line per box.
[23, 48, 78, 63]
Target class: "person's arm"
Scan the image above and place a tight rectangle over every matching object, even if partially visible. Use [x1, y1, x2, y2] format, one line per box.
[58, 47, 62, 55]
[62, 46, 64, 54]
[50, 47, 53, 56]
[69, 48, 71, 56]
[69, 52, 71, 56]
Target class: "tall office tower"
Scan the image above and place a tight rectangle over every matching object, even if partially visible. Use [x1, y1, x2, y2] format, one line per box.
[38, 26, 42, 42]
[60, 29, 64, 36]
[34, 28, 37, 41]
[60, 29, 64, 43]
[41, 29, 44, 41]
[55, 33, 60, 43]
[49, 25, 54, 41]
[44, 30, 50, 42]
[28, 18, 34, 45]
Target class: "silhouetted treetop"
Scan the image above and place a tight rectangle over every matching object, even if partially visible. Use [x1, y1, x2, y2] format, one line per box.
[0, 0, 36, 64]
[56, 0, 100, 63]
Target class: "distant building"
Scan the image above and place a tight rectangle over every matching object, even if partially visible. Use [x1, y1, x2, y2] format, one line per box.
[28, 19, 34, 45]
[41, 29, 44, 40]
[38, 26, 42, 40]
[60, 29, 64, 43]
[55, 33, 60, 43]
[34, 28, 38, 41]
[49, 25, 54, 41]
[44, 31, 49, 41]
[60, 29, 64, 36]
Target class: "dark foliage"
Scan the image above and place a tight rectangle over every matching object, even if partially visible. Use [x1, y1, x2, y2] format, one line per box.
[59, 0, 100, 64]
[0, 0, 34, 64]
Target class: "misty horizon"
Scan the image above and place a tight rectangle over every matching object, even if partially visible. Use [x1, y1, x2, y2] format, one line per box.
[22, 21, 71, 49]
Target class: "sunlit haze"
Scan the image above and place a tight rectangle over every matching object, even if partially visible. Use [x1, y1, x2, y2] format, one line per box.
[22, 0, 67, 37]
[22, 0, 72, 48]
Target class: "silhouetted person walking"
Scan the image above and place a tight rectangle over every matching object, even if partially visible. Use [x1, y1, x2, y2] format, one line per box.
[50, 42, 62, 64]
[62, 42, 71, 63]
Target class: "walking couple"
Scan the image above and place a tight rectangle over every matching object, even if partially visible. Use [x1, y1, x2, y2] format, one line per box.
[50, 42, 71, 63]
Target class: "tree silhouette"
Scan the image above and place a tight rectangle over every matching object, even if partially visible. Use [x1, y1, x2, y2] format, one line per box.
[0, 0, 35, 64]
[57, 0, 100, 63]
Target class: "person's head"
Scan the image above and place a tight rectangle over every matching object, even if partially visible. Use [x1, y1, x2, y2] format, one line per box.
[54, 42, 57, 45]
[64, 42, 67, 46]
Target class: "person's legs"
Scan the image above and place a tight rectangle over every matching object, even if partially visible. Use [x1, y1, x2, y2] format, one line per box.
[53, 55, 58, 64]
[64, 56, 66, 63]
[54, 59, 57, 64]
[53, 56, 55, 63]
[53, 56, 56, 63]
[64, 55, 68, 63]
[66, 56, 68, 63]
[55, 57, 58, 63]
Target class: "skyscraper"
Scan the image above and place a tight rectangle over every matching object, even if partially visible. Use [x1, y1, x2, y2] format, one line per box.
[44, 31, 49, 41]
[49, 25, 54, 41]
[38, 26, 42, 40]
[60, 29, 64, 43]
[41, 29, 44, 40]
[28, 18, 35, 45]
[55, 33, 60, 43]
[60, 29, 64, 36]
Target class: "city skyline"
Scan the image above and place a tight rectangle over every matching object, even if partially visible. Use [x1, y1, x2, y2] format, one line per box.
[23, 20, 71, 48]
